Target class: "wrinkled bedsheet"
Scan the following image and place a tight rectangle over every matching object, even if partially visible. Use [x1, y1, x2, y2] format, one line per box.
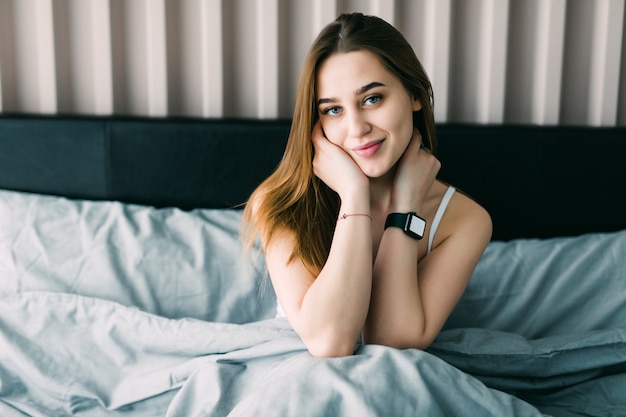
[0, 292, 550, 417]
[2, 190, 625, 417]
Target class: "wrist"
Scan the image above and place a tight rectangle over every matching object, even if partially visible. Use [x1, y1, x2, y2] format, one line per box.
[340, 187, 370, 213]
[384, 212, 426, 240]
[389, 201, 422, 214]
[389, 189, 421, 213]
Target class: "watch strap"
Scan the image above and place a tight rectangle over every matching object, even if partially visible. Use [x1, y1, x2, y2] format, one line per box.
[384, 212, 426, 240]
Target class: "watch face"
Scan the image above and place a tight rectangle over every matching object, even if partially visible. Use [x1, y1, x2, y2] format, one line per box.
[408, 214, 426, 238]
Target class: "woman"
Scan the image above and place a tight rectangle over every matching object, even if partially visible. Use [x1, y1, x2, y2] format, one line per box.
[243, 12, 492, 357]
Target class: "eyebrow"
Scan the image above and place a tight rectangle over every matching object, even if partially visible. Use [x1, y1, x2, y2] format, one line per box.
[317, 81, 386, 107]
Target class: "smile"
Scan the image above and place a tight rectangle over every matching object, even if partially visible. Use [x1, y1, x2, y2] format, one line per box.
[352, 139, 384, 157]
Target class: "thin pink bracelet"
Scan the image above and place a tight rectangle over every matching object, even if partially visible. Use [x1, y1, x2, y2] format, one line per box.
[337, 213, 372, 222]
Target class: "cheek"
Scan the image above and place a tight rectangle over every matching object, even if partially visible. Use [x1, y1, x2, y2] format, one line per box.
[403, 118, 414, 142]
[320, 121, 345, 146]
[394, 108, 415, 144]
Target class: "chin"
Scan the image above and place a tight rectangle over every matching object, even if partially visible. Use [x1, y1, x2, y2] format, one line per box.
[361, 166, 391, 179]
[359, 159, 397, 180]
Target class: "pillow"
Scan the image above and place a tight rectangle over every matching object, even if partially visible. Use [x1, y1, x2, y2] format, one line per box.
[0, 189, 276, 323]
[444, 229, 626, 338]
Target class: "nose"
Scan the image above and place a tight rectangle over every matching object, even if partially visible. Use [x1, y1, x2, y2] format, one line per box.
[347, 110, 371, 139]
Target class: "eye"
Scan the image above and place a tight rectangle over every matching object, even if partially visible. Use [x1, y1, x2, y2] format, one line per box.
[321, 106, 342, 116]
[364, 94, 382, 106]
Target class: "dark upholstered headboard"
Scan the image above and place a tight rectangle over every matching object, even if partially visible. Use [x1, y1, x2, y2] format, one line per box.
[1, 114, 625, 241]
[0, 116, 290, 209]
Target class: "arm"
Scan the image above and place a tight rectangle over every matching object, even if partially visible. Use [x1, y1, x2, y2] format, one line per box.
[364, 197, 492, 349]
[363, 133, 492, 349]
[265, 124, 373, 357]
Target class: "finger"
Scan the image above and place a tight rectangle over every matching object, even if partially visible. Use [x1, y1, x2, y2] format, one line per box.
[313, 121, 330, 141]
[312, 124, 328, 155]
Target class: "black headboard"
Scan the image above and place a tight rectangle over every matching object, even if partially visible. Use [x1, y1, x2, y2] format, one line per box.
[1, 114, 625, 241]
[0, 115, 290, 209]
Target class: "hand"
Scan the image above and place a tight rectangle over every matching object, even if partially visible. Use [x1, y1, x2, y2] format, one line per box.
[312, 122, 369, 199]
[391, 129, 440, 213]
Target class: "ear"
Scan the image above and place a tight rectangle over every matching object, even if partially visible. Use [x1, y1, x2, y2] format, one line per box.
[412, 97, 422, 112]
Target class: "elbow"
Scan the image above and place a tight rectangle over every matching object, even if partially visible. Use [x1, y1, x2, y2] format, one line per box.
[292, 316, 360, 357]
[304, 333, 357, 358]
[385, 337, 434, 351]
[375, 338, 432, 351]
[364, 329, 436, 351]
[400, 330, 436, 350]
[309, 343, 355, 358]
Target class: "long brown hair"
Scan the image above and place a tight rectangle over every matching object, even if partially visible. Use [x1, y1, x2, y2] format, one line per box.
[242, 12, 436, 276]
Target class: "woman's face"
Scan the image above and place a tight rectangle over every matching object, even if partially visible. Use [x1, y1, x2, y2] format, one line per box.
[315, 50, 421, 179]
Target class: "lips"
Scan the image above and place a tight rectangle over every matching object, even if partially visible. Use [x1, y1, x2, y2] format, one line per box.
[352, 139, 384, 157]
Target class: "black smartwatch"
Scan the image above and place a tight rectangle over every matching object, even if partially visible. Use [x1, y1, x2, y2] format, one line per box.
[384, 212, 426, 240]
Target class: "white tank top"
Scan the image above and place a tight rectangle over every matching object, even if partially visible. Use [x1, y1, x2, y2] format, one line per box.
[275, 186, 456, 318]
[428, 186, 456, 253]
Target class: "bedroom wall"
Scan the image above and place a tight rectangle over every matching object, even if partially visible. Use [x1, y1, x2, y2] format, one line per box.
[0, 0, 624, 126]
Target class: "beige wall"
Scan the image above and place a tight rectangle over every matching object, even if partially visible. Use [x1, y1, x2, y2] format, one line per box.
[0, 0, 624, 126]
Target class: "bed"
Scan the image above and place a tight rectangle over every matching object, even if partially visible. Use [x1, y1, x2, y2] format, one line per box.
[0, 114, 625, 417]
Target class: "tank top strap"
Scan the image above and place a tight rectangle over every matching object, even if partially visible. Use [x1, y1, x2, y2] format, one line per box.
[427, 186, 456, 254]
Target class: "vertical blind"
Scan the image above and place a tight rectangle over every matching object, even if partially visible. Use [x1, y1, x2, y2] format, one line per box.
[0, 0, 624, 126]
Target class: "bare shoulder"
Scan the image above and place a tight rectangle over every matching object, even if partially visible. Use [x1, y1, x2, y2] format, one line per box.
[438, 187, 493, 246]
[264, 224, 316, 314]
[263, 224, 309, 276]
[449, 190, 493, 240]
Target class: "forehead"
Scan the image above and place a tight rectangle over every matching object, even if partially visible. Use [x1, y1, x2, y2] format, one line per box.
[316, 50, 396, 97]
